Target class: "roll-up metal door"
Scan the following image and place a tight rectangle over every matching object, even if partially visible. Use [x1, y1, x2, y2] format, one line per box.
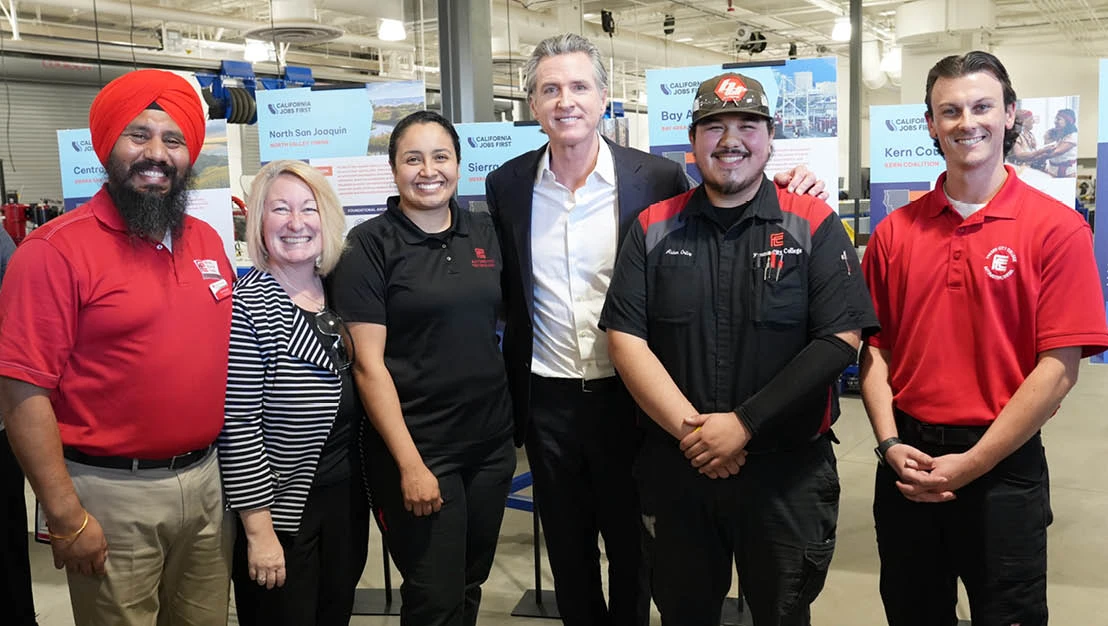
[239, 123, 261, 176]
[0, 80, 100, 204]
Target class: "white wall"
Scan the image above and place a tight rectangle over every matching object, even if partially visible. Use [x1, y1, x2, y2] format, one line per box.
[626, 110, 650, 152]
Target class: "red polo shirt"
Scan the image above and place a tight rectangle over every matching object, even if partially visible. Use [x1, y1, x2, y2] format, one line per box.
[862, 166, 1108, 426]
[0, 187, 234, 457]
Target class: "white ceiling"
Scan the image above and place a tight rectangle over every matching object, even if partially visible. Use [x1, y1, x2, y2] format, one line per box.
[2, 0, 1108, 98]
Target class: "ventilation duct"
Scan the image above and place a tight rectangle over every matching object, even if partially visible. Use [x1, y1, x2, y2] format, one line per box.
[896, 0, 995, 45]
[242, 0, 344, 45]
[861, 40, 886, 90]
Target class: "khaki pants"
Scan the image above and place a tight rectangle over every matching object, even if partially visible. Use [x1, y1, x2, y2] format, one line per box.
[65, 451, 231, 626]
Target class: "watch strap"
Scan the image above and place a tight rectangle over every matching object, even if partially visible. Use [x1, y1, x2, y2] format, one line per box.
[875, 436, 902, 465]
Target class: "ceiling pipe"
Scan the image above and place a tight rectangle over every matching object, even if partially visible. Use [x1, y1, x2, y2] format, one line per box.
[494, 3, 736, 68]
[23, 0, 415, 52]
[0, 35, 393, 85]
[803, 0, 895, 41]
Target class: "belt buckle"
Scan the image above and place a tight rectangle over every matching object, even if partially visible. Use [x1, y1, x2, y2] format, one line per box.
[581, 378, 592, 393]
[131, 458, 140, 472]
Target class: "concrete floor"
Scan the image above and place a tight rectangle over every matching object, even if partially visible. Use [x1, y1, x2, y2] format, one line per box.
[24, 361, 1108, 625]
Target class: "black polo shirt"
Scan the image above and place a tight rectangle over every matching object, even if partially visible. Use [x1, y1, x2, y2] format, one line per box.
[331, 196, 513, 460]
[601, 177, 877, 451]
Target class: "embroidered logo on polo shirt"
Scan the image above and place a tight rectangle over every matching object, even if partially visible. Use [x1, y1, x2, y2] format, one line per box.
[193, 259, 223, 281]
[984, 246, 1017, 280]
[472, 247, 496, 268]
[770, 232, 784, 248]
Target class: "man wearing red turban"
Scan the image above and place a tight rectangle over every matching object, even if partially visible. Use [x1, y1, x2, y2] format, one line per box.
[0, 69, 236, 625]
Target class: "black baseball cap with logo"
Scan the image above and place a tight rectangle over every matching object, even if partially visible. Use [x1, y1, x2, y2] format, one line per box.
[690, 72, 772, 127]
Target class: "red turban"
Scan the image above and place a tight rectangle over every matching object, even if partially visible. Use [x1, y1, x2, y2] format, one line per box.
[89, 69, 206, 167]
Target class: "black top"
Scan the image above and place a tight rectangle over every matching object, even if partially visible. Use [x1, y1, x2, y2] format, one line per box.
[330, 196, 513, 462]
[297, 305, 361, 486]
[601, 178, 878, 451]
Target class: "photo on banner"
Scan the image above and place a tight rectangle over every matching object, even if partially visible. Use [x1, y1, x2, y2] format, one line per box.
[1005, 96, 1079, 206]
[646, 58, 839, 207]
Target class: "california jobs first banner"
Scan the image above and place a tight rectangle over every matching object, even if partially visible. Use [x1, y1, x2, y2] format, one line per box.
[454, 121, 548, 212]
[868, 104, 945, 227]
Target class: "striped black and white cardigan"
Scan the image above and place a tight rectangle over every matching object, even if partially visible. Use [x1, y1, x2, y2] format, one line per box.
[217, 267, 342, 533]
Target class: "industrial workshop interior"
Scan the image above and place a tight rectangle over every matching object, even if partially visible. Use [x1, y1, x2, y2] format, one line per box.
[2, 0, 1108, 625]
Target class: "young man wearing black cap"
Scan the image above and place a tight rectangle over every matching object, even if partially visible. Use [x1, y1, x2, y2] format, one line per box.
[600, 72, 877, 625]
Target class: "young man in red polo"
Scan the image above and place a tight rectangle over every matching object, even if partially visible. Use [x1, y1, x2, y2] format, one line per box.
[861, 51, 1108, 626]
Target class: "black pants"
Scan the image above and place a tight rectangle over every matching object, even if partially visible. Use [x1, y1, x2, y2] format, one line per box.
[526, 375, 648, 626]
[875, 431, 1051, 626]
[1, 430, 36, 626]
[638, 434, 839, 626]
[232, 472, 370, 626]
[371, 436, 515, 626]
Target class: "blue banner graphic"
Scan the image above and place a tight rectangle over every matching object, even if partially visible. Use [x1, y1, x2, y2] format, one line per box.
[868, 104, 944, 226]
[455, 122, 548, 210]
[256, 86, 374, 162]
[56, 128, 106, 210]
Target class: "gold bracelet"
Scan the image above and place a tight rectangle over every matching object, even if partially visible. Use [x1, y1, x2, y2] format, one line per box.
[49, 510, 89, 542]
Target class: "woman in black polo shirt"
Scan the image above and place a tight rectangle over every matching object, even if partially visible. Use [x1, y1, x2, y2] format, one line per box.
[330, 110, 515, 626]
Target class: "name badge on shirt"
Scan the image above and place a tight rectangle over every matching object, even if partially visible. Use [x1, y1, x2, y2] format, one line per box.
[209, 278, 232, 301]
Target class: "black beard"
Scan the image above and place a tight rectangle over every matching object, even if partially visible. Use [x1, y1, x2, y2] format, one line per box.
[106, 158, 193, 241]
[702, 147, 765, 201]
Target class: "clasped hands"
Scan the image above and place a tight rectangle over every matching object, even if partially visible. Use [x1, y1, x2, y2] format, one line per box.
[884, 443, 987, 503]
[678, 412, 751, 479]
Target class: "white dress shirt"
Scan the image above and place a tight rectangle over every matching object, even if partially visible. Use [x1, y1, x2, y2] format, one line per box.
[530, 136, 619, 380]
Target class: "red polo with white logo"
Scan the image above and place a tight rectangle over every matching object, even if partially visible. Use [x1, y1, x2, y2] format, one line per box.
[862, 166, 1108, 426]
[0, 187, 234, 457]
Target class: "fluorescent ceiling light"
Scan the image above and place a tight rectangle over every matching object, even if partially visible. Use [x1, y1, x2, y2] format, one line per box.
[243, 39, 272, 63]
[831, 17, 851, 42]
[378, 18, 406, 42]
[676, 37, 693, 42]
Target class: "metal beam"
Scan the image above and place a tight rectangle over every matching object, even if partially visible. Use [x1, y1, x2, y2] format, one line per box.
[849, 0, 861, 206]
[437, 0, 493, 123]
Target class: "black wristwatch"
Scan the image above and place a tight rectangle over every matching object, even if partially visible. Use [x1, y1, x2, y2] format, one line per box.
[874, 437, 902, 466]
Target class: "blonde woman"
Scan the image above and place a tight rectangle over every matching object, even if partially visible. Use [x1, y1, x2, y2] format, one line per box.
[218, 159, 367, 626]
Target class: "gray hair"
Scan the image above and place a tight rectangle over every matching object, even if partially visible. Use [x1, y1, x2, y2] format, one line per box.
[524, 33, 609, 98]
